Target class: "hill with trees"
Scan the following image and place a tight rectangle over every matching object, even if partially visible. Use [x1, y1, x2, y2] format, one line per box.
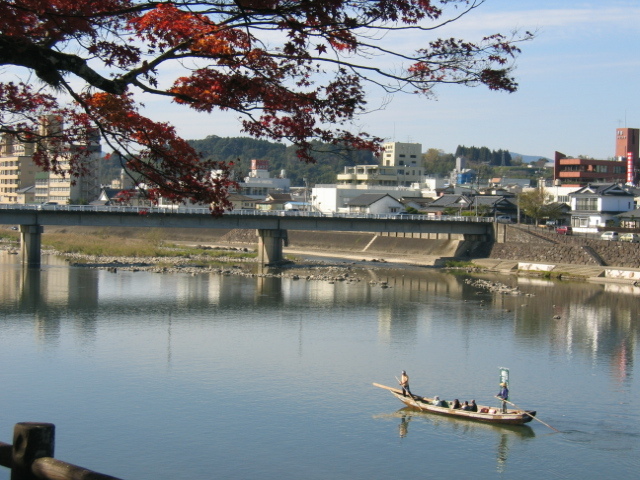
[188, 136, 373, 187]
[455, 146, 513, 166]
[185, 137, 547, 186]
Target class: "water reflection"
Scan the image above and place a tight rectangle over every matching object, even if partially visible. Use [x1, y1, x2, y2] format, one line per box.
[0, 256, 638, 386]
[380, 407, 535, 474]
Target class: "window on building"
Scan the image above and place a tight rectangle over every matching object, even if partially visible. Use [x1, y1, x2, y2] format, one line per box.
[575, 197, 598, 211]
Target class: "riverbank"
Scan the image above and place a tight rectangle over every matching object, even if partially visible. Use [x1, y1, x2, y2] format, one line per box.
[3, 225, 640, 286]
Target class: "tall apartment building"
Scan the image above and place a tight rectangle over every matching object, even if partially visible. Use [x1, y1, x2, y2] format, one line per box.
[380, 141, 422, 168]
[0, 120, 101, 205]
[336, 142, 425, 188]
[0, 134, 40, 203]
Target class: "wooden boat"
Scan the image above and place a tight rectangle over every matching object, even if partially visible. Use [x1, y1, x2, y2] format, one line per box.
[373, 383, 536, 426]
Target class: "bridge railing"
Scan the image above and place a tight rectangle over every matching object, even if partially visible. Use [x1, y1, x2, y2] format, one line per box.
[0, 422, 122, 480]
[0, 204, 496, 222]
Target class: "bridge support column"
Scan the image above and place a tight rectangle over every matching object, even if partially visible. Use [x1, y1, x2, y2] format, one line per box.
[493, 223, 505, 243]
[257, 229, 288, 265]
[20, 225, 43, 268]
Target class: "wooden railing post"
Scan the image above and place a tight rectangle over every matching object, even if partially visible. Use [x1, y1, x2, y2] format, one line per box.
[11, 422, 55, 480]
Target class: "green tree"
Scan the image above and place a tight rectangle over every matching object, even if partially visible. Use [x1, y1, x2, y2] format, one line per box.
[518, 188, 562, 224]
[423, 148, 455, 176]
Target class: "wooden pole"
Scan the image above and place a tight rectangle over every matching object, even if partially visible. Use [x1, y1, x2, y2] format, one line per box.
[374, 383, 427, 412]
[496, 397, 560, 432]
[11, 422, 55, 480]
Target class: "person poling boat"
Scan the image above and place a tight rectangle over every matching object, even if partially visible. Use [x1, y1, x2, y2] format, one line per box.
[398, 370, 412, 397]
[497, 382, 509, 413]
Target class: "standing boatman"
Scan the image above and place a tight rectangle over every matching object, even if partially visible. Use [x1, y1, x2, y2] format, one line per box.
[497, 382, 509, 413]
[399, 370, 412, 397]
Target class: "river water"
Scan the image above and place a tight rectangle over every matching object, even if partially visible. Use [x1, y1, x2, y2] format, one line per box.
[0, 252, 638, 479]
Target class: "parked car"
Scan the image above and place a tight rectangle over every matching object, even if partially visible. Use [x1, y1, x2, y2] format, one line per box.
[600, 231, 619, 241]
[496, 215, 512, 223]
[555, 226, 572, 235]
[619, 233, 640, 243]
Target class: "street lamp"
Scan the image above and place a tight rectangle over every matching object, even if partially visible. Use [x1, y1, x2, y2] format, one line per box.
[458, 198, 467, 217]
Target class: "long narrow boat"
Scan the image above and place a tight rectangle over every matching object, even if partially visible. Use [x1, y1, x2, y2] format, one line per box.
[373, 383, 536, 426]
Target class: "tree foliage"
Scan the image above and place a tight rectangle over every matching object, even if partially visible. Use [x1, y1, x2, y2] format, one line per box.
[1, 0, 532, 211]
[188, 135, 373, 185]
[455, 145, 512, 166]
[518, 187, 562, 224]
[422, 148, 455, 176]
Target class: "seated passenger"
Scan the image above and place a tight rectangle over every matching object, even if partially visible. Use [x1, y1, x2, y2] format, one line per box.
[461, 401, 472, 411]
[470, 400, 478, 412]
[452, 399, 461, 409]
[432, 396, 445, 407]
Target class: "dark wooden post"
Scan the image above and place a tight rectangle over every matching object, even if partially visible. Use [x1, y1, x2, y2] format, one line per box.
[11, 422, 54, 480]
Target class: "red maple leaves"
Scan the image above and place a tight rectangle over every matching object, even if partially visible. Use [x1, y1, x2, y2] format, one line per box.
[0, 1, 532, 211]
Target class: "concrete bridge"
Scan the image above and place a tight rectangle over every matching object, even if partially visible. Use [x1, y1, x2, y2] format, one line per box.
[0, 204, 500, 267]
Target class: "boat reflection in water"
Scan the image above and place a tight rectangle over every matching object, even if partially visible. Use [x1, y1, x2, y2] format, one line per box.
[383, 408, 535, 474]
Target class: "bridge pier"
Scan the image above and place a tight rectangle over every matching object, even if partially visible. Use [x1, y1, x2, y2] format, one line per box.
[257, 229, 288, 265]
[20, 225, 43, 268]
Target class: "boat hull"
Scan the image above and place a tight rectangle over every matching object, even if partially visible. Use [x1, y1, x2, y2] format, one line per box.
[374, 383, 535, 426]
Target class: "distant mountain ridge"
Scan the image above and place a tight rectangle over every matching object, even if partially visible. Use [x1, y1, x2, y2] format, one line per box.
[510, 152, 552, 163]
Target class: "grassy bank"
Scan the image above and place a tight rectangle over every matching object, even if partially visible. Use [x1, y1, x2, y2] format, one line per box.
[2, 227, 257, 265]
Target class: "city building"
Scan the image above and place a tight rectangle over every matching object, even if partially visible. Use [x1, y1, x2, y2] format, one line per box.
[553, 128, 639, 187]
[311, 184, 424, 214]
[0, 118, 101, 205]
[345, 193, 404, 215]
[553, 152, 627, 187]
[616, 128, 639, 183]
[569, 183, 635, 229]
[0, 135, 39, 204]
[380, 141, 422, 167]
[256, 193, 293, 211]
[337, 142, 426, 187]
[236, 159, 290, 198]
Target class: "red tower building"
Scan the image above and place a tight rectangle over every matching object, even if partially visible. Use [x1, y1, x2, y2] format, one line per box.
[616, 128, 639, 184]
[553, 128, 640, 186]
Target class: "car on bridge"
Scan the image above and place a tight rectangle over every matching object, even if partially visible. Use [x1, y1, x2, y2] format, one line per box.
[36, 201, 58, 210]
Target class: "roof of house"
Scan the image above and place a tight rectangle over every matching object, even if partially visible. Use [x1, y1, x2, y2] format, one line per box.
[471, 195, 517, 208]
[266, 193, 293, 202]
[228, 193, 256, 202]
[570, 183, 634, 196]
[400, 196, 435, 208]
[616, 208, 640, 219]
[426, 194, 472, 208]
[346, 193, 399, 206]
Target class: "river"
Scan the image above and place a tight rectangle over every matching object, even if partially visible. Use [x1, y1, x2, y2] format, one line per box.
[0, 252, 638, 479]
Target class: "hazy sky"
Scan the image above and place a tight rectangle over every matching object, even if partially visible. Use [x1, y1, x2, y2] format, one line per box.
[144, 0, 640, 160]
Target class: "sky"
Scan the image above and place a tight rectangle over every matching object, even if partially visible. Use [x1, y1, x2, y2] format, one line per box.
[141, 0, 640, 161]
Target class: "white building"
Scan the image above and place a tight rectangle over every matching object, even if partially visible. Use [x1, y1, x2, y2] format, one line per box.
[346, 193, 405, 214]
[569, 183, 635, 229]
[380, 141, 422, 167]
[237, 159, 290, 198]
[311, 184, 420, 214]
